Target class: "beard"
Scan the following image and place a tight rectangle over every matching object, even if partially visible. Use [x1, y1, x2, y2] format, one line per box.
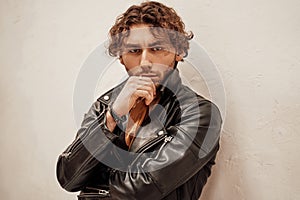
[127, 64, 173, 87]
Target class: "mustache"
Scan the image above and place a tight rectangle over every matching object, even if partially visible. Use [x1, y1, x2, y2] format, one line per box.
[134, 68, 162, 77]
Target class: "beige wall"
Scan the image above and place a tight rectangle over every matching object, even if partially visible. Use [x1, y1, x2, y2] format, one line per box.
[1, 0, 299, 199]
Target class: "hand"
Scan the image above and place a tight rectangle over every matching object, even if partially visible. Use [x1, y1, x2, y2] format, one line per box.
[112, 76, 156, 116]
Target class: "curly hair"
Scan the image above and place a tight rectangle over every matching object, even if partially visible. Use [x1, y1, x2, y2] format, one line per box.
[108, 1, 193, 59]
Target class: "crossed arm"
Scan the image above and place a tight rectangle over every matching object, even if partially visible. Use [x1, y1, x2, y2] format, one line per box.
[56, 93, 222, 200]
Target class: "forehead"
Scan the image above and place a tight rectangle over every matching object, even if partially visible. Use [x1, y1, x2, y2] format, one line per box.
[123, 25, 171, 46]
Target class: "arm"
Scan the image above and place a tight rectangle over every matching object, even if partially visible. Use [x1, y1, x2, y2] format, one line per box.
[109, 99, 222, 199]
[56, 99, 117, 192]
[56, 76, 156, 192]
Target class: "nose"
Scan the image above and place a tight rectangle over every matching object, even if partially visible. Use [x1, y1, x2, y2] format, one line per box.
[140, 49, 152, 71]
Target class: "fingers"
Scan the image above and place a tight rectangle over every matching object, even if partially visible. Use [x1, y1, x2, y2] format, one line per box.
[133, 76, 156, 104]
[136, 77, 156, 96]
[134, 89, 154, 105]
[129, 76, 156, 95]
[113, 76, 157, 115]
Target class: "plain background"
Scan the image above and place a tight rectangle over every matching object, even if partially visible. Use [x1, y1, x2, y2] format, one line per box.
[0, 0, 300, 199]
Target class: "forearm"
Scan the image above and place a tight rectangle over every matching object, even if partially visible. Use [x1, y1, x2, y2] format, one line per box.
[109, 128, 220, 200]
[109, 100, 222, 199]
[56, 100, 120, 192]
[56, 113, 117, 191]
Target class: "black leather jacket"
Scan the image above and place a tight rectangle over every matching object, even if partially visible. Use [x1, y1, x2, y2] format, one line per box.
[56, 70, 222, 200]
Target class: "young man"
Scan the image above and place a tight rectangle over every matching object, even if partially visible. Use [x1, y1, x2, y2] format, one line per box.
[57, 1, 222, 199]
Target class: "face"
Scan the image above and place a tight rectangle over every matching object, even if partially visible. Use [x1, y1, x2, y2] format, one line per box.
[119, 24, 182, 85]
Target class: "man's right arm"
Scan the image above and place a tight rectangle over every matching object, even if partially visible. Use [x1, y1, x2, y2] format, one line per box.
[56, 76, 156, 192]
[56, 100, 118, 192]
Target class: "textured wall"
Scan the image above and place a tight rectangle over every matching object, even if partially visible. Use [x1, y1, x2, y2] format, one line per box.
[0, 0, 299, 200]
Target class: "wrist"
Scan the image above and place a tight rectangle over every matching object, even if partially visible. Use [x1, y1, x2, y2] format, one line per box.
[110, 105, 127, 124]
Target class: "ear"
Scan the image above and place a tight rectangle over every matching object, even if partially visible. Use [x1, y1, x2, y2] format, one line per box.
[119, 56, 125, 65]
[175, 54, 183, 62]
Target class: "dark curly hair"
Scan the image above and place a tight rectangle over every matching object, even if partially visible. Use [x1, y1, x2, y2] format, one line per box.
[108, 1, 193, 59]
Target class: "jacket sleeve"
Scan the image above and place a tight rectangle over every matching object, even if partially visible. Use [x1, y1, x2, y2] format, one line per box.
[56, 99, 119, 192]
[109, 99, 222, 200]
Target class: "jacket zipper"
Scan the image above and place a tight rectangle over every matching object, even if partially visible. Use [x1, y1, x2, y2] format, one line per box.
[129, 134, 173, 167]
[135, 133, 168, 153]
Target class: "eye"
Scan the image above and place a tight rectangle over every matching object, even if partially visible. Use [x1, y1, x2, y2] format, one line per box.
[128, 49, 141, 53]
[151, 46, 163, 51]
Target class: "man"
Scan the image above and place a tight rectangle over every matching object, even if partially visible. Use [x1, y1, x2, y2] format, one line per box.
[57, 1, 222, 200]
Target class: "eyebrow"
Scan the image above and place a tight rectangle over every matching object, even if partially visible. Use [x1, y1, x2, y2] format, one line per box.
[149, 41, 169, 47]
[123, 44, 141, 49]
[124, 40, 170, 49]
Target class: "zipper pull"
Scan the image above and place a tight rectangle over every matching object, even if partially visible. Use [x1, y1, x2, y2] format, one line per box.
[164, 136, 173, 143]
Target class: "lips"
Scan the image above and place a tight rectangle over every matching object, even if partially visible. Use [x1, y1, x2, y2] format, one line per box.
[139, 73, 160, 84]
[139, 73, 158, 77]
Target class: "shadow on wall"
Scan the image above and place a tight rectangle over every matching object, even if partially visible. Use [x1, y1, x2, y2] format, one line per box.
[200, 128, 245, 200]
